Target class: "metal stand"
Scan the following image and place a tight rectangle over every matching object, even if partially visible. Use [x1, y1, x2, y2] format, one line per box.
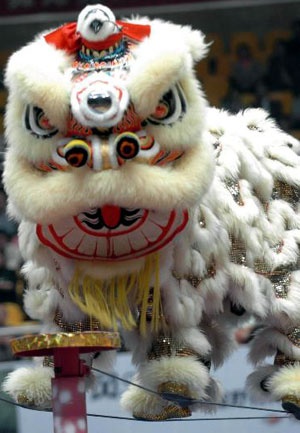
[10, 332, 121, 433]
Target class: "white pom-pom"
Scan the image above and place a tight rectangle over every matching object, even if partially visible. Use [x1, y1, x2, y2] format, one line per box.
[77, 4, 117, 42]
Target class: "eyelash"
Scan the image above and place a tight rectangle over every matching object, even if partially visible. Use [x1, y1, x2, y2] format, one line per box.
[147, 84, 187, 126]
[24, 105, 58, 139]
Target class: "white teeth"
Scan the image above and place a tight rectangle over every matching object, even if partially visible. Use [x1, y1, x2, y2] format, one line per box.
[100, 50, 106, 57]
[109, 45, 114, 53]
[111, 236, 132, 256]
[92, 50, 100, 57]
[126, 230, 149, 252]
[78, 236, 106, 257]
[141, 223, 163, 243]
[81, 45, 86, 54]
[37, 208, 188, 261]
[148, 211, 170, 226]
[86, 48, 90, 56]
[62, 230, 85, 250]
[51, 220, 76, 237]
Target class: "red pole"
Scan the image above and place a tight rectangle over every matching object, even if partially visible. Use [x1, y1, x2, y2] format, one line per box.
[52, 347, 89, 433]
[10, 332, 121, 433]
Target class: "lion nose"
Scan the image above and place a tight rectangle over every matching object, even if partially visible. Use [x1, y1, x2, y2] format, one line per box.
[71, 73, 129, 129]
[87, 92, 113, 114]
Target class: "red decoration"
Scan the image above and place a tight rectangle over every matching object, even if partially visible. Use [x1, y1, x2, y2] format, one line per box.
[44, 21, 151, 54]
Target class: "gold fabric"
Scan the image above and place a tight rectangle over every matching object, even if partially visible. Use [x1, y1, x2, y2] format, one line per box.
[229, 234, 246, 265]
[225, 178, 244, 206]
[272, 180, 300, 207]
[286, 327, 300, 348]
[274, 350, 299, 367]
[54, 310, 103, 332]
[147, 335, 211, 368]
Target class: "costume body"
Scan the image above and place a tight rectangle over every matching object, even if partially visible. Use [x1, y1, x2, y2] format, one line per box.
[3, 4, 300, 420]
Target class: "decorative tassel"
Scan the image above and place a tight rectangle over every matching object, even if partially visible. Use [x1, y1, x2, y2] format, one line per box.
[68, 253, 162, 335]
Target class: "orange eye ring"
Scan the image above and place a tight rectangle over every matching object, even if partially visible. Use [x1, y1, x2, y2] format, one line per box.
[152, 101, 169, 120]
[64, 139, 91, 167]
[116, 133, 140, 160]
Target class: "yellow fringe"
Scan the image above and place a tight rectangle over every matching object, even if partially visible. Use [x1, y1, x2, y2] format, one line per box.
[68, 253, 162, 335]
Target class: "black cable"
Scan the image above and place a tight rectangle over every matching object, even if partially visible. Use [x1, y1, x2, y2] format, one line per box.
[0, 396, 289, 422]
[91, 367, 287, 414]
[87, 413, 289, 422]
[91, 367, 159, 396]
[0, 396, 51, 411]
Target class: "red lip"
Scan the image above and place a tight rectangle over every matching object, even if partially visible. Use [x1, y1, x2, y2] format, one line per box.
[36, 207, 189, 261]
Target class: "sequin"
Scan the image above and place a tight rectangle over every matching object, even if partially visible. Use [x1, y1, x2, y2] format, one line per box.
[198, 211, 206, 228]
[225, 178, 244, 206]
[286, 327, 300, 348]
[229, 235, 246, 265]
[147, 335, 211, 368]
[255, 261, 293, 299]
[271, 273, 290, 299]
[272, 180, 300, 207]
[247, 124, 263, 132]
[172, 259, 216, 289]
[274, 350, 299, 367]
[54, 310, 103, 332]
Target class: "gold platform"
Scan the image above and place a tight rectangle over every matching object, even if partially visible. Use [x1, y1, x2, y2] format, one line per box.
[10, 331, 121, 357]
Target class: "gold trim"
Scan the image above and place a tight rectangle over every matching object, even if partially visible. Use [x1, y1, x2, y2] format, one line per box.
[17, 393, 35, 406]
[158, 381, 191, 399]
[282, 394, 300, 406]
[133, 404, 191, 421]
[274, 351, 300, 367]
[10, 331, 121, 356]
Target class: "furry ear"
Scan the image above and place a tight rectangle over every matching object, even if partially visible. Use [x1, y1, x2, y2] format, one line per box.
[5, 35, 72, 130]
[127, 19, 208, 119]
[179, 24, 209, 62]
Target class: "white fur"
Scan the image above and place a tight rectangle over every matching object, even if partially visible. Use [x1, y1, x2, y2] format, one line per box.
[3, 4, 300, 420]
[121, 356, 212, 417]
[3, 365, 54, 408]
[246, 365, 280, 402]
[268, 365, 300, 399]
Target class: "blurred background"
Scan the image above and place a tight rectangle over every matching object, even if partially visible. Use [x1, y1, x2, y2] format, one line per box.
[0, 1, 300, 432]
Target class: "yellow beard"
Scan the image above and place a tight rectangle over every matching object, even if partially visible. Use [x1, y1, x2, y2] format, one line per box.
[68, 253, 163, 335]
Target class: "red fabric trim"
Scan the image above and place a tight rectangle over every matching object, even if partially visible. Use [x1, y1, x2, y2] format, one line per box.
[44, 20, 150, 54]
[117, 21, 151, 42]
[44, 22, 81, 54]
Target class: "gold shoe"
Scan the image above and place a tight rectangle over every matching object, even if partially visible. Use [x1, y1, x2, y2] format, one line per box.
[133, 381, 193, 421]
[133, 404, 191, 421]
[282, 394, 300, 420]
[17, 393, 35, 407]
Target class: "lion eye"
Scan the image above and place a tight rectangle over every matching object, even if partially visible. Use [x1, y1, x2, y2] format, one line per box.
[148, 84, 187, 125]
[24, 105, 58, 139]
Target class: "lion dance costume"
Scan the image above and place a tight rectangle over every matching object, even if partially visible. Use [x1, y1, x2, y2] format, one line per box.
[3, 3, 300, 421]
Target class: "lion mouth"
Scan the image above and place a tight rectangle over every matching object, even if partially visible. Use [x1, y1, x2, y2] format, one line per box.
[36, 205, 189, 261]
[81, 205, 143, 230]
